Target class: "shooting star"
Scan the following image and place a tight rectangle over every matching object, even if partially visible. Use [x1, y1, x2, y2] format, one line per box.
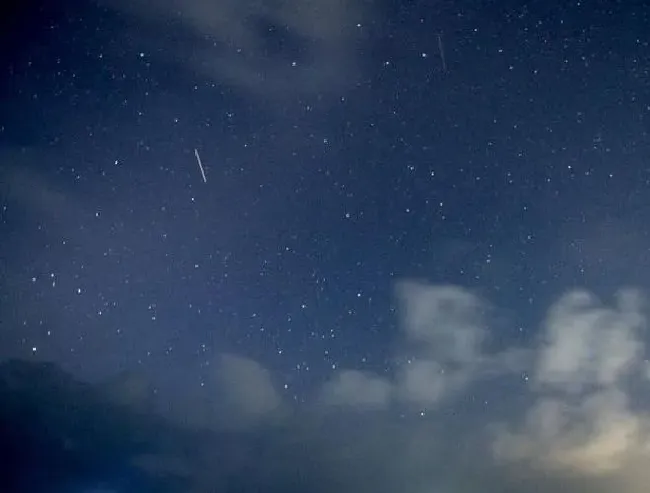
[437, 33, 447, 72]
[194, 148, 207, 183]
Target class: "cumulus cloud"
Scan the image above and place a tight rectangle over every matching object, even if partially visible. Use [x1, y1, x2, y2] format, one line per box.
[215, 353, 283, 421]
[320, 281, 523, 410]
[491, 288, 650, 487]
[493, 389, 648, 475]
[13, 280, 650, 493]
[57, 280, 648, 493]
[308, 282, 650, 493]
[396, 282, 487, 364]
[534, 289, 645, 393]
[155, 353, 283, 431]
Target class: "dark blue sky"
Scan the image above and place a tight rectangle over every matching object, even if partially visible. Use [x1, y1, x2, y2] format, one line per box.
[2, 1, 650, 492]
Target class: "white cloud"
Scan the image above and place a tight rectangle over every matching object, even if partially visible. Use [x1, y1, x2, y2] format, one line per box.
[493, 389, 649, 475]
[535, 290, 645, 394]
[319, 282, 650, 488]
[393, 282, 490, 406]
[216, 353, 282, 421]
[321, 281, 518, 409]
[320, 370, 392, 409]
[492, 288, 650, 480]
[113, 282, 650, 493]
[397, 359, 448, 404]
[173, 283, 650, 491]
[396, 282, 487, 364]
[156, 353, 283, 430]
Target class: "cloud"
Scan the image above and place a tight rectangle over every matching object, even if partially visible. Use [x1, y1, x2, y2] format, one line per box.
[319, 369, 392, 409]
[314, 282, 650, 492]
[154, 353, 284, 431]
[215, 353, 283, 421]
[321, 281, 523, 410]
[145, 282, 650, 490]
[100, 370, 156, 413]
[493, 389, 648, 475]
[8, 281, 650, 493]
[103, 0, 371, 104]
[534, 289, 645, 393]
[395, 281, 496, 406]
[491, 288, 650, 486]
[0, 155, 72, 225]
[395, 282, 488, 365]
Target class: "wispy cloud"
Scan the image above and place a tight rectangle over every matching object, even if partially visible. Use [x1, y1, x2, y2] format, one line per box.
[103, 0, 371, 105]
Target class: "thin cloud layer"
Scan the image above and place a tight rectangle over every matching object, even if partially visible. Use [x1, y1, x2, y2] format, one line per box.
[103, 0, 371, 103]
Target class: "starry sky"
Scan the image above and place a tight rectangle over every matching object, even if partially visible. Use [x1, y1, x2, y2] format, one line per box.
[2, 0, 650, 492]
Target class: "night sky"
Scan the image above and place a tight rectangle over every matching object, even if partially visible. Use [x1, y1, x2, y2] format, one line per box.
[2, 0, 650, 492]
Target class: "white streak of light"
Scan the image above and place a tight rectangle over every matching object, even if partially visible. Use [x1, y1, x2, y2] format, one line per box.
[194, 148, 207, 183]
